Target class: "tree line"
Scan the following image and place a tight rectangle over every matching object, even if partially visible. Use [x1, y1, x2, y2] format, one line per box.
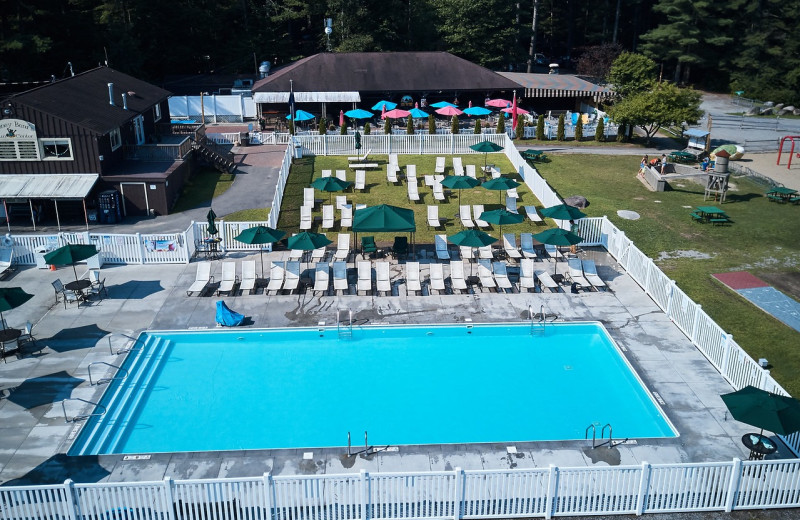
[1, 0, 798, 104]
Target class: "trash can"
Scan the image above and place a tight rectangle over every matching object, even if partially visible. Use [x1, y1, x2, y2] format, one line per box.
[240, 132, 250, 146]
[35, 246, 50, 269]
[293, 139, 303, 159]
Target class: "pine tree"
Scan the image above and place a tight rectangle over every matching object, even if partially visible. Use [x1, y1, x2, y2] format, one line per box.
[428, 114, 436, 135]
[595, 118, 605, 142]
[289, 120, 295, 135]
[557, 115, 565, 141]
[575, 116, 583, 141]
[319, 118, 327, 135]
[474, 119, 481, 134]
[364, 123, 371, 135]
[496, 115, 505, 135]
[515, 116, 524, 140]
[407, 116, 414, 135]
[340, 121, 347, 135]
[451, 115, 459, 135]
[537, 115, 545, 140]
[384, 118, 391, 134]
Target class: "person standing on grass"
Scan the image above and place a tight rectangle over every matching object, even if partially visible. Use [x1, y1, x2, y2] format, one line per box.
[660, 154, 668, 174]
[639, 155, 649, 177]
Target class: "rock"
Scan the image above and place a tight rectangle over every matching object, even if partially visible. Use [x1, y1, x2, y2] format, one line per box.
[564, 195, 589, 208]
[794, 109, 800, 116]
[774, 103, 785, 111]
[746, 107, 760, 116]
[778, 109, 791, 116]
[760, 108, 774, 115]
[764, 101, 774, 107]
[784, 105, 795, 112]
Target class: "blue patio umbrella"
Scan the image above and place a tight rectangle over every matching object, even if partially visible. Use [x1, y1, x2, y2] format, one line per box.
[372, 100, 397, 111]
[464, 106, 492, 116]
[286, 110, 315, 121]
[408, 107, 429, 118]
[345, 109, 373, 119]
[430, 101, 457, 108]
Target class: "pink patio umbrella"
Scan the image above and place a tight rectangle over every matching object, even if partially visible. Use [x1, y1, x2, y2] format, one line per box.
[501, 106, 529, 115]
[435, 106, 464, 116]
[383, 108, 412, 119]
[381, 105, 387, 119]
[511, 93, 517, 129]
[486, 98, 512, 108]
[339, 110, 344, 127]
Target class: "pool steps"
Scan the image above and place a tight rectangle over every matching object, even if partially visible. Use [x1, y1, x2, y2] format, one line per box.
[72, 335, 172, 455]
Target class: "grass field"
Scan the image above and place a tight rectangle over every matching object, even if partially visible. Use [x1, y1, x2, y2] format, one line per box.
[172, 168, 235, 213]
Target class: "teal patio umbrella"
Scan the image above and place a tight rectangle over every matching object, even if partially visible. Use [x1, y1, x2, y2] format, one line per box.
[234, 226, 287, 277]
[448, 229, 497, 275]
[287, 232, 332, 251]
[0, 287, 34, 331]
[441, 175, 480, 205]
[206, 208, 218, 236]
[464, 106, 492, 116]
[722, 386, 800, 437]
[345, 109, 373, 119]
[479, 208, 524, 235]
[470, 140, 504, 169]
[532, 228, 583, 274]
[540, 204, 586, 221]
[482, 177, 520, 203]
[43, 243, 99, 281]
[286, 110, 315, 121]
[409, 107, 429, 118]
[430, 101, 457, 108]
[352, 204, 417, 253]
[372, 100, 397, 111]
[311, 177, 352, 202]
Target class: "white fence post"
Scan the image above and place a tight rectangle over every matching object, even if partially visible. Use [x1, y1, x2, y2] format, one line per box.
[690, 304, 702, 343]
[724, 459, 742, 512]
[635, 462, 650, 515]
[665, 280, 676, 316]
[453, 467, 464, 520]
[545, 464, 557, 519]
[360, 469, 368, 520]
[162, 476, 176, 520]
[136, 233, 145, 264]
[721, 333, 733, 380]
[263, 472, 273, 520]
[63, 479, 79, 520]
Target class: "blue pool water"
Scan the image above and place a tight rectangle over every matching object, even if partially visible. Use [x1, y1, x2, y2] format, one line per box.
[70, 323, 676, 455]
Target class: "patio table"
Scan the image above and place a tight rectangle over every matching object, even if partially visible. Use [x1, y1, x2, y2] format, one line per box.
[696, 206, 727, 220]
[0, 328, 22, 362]
[742, 433, 777, 460]
[766, 186, 798, 203]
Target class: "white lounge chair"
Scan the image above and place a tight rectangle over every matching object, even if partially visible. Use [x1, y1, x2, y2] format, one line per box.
[357, 261, 373, 294]
[300, 205, 313, 230]
[284, 261, 301, 294]
[506, 196, 518, 214]
[433, 182, 446, 201]
[311, 245, 327, 262]
[502, 233, 522, 259]
[435, 234, 450, 261]
[544, 243, 560, 262]
[340, 206, 353, 228]
[453, 157, 464, 176]
[429, 263, 446, 293]
[406, 164, 417, 180]
[524, 206, 543, 224]
[477, 259, 496, 290]
[478, 245, 494, 259]
[491, 167, 501, 179]
[465, 164, 477, 179]
[335, 170, 347, 182]
[507, 188, 519, 200]
[376, 261, 392, 295]
[303, 187, 317, 209]
[520, 233, 537, 259]
[427, 205, 442, 229]
[473, 205, 489, 228]
[313, 263, 330, 294]
[334, 233, 350, 261]
[354, 170, 366, 190]
[582, 259, 607, 291]
[333, 261, 348, 293]
[449, 260, 468, 293]
[388, 153, 398, 167]
[321, 205, 335, 230]
[238, 260, 256, 295]
[186, 262, 213, 296]
[535, 269, 560, 292]
[567, 258, 591, 291]
[347, 149, 371, 162]
[387, 164, 399, 183]
[424, 174, 435, 187]
[519, 259, 536, 292]
[460, 246, 475, 260]
[493, 261, 513, 291]
[0, 247, 12, 279]
[267, 262, 285, 294]
[459, 205, 474, 228]
[336, 195, 348, 210]
[406, 262, 422, 294]
[321, 169, 332, 178]
[407, 180, 420, 202]
[435, 156, 446, 173]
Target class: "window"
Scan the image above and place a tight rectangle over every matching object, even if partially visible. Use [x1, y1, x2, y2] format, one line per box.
[41, 138, 73, 160]
[153, 103, 162, 122]
[110, 128, 122, 151]
[0, 140, 40, 160]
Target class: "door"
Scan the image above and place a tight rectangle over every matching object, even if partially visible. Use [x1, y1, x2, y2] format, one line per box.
[120, 182, 149, 216]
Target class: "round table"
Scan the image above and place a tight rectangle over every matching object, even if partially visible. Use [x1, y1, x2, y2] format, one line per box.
[65, 279, 92, 300]
[742, 433, 777, 460]
[0, 328, 22, 361]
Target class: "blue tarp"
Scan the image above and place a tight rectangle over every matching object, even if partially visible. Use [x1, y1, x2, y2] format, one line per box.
[216, 301, 245, 327]
[684, 128, 710, 137]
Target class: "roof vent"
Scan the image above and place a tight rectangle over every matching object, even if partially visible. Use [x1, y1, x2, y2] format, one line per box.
[108, 83, 115, 106]
[122, 93, 129, 110]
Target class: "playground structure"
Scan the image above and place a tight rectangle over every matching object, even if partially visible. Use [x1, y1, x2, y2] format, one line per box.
[777, 135, 800, 169]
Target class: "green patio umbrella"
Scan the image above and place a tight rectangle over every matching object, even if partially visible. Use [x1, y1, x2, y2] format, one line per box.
[441, 175, 480, 205]
[234, 225, 287, 277]
[540, 203, 586, 221]
[448, 229, 497, 276]
[354, 131, 362, 150]
[206, 208, 218, 236]
[482, 177, 521, 204]
[286, 231, 332, 251]
[721, 386, 800, 437]
[533, 228, 583, 275]
[470, 140, 504, 169]
[43, 243, 99, 281]
[352, 204, 416, 232]
[479, 208, 524, 236]
[310, 177, 353, 203]
[0, 287, 34, 331]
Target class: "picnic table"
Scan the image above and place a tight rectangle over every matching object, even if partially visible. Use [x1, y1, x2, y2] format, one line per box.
[766, 186, 799, 203]
[668, 150, 697, 163]
[690, 206, 731, 225]
[521, 149, 548, 163]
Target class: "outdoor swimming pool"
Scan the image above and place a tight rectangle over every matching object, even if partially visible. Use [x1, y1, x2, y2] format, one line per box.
[70, 322, 676, 455]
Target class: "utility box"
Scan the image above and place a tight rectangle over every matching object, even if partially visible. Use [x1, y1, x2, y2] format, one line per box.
[34, 246, 50, 269]
[98, 190, 121, 224]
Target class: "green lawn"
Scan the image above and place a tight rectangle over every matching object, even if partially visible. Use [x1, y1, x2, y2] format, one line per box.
[172, 168, 235, 213]
[537, 154, 800, 395]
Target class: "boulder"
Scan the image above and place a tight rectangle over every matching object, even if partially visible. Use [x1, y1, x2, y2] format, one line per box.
[784, 105, 795, 112]
[778, 109, 791, 116]
[794, 109, 800, 116]
[564, 195, 589, 209]
[774, 103, 785, 111]
[764, 101, 774, 107]
[746, 107, 760, 116]
[760, 107, 774, 115]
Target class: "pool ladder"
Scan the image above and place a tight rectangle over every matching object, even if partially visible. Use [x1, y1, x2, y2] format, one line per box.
[108, 333, 145, 355]
[87, 362, 129, 386]
[337, 309, 353, 339]
[529, 305, 546, 335]
[586, 423, 613, 449]
[61, 398, 107, 423]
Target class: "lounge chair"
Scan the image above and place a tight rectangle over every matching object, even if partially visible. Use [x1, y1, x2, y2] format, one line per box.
[186, 262, 213, 296]
[493, 262, 513, 291]
[283, 261, 300, 294]
[300, 205, 313, 230]
[427, 205, 442, 229]
[406, 164, 417, 180]
[387, 164, 399, 183]
[321, 169, 332, 178]
[347, 149, 371, 162]
[336, 195, 348, 210]
[240, 260, 257, 294]
[216, 262, 238, 296]
[566, 259, 590, 291]
[0, 247, 13, 279]
[502, 233, 522, 260]
[303, 187, 317, 209]
[392, 236, 408, 259]
[460, 246, 475, 261]
[520, 233, 537, 259]
[361, 236, 377, 258]
[453, 157, 464, 176]
[465, 164, 477, 179]
[433, 182, 446, 201]
[459, 205, 474, 228]
[506, 196, 518, 214]
[334, 233, 350, 261]
[407, 180, 420, 202]
[524, 206, 543, 224]
[333, 261, 349, 293]
[289, 243, 304, 261]
[507, 188, 519, 200]
[477, 259, 497, 290]
[340, 206, 353, 228]
[473, 205, 489, 228]
[519, 259, 536, 292]
[389, 153, 398, 167]
[354, 170, 366, 190]
[357, 261, 373, 294]
[429, 263, 446, 293]
[313, 263, 330, 294]
[311, 245, 327, 262]
[335, 170, 347, 182]
[582, 259, 607, 291]
[267, 262, 285, 294]
[376, 262, 391, 294]
[322, 205, 335, 230]
[535, 269, 560, 292]
[406, 262, 422, 294]
[478, 245, 494, 259]
[449, 260, 468, 293]
[435, 156, 446, 173]
[435, 234, 450, 261]
[544, 243, 560, 262]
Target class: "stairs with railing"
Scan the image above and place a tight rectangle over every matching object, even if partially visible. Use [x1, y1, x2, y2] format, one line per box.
[193, 136, 237, 174]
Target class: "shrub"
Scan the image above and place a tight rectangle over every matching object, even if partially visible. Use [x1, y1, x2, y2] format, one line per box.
[537, 115, 545, 140]
[428, 114, 436, 135]
[557, 114, 565, 140]
[288, 120, 295, 135]
[340, 121, 347, 135]
[407, 115, 414, 135]
[384, 118, 391, 134]
[595, 117, 604, 142]
[474, 119, 481, 134]
[575, 116, 583, 141]
[364, 122, 371, 135]
[319, 118, 327, 135]
[515, 116, 524, 140]
[451, 115, 459, 134]
[496, 114, 505, 135]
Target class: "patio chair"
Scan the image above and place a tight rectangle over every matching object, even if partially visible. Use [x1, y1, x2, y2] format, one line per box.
[186, 263, 213, 296]
[465, 164, 477, 179]
[506, 196, 518, 214]
[435, 156, 446, 173]
[473, 205, 489, 228]
[429, 262, 446, 293]
[520, 233, 537, 259]
[357, 261, 373, 294]
[433, 182, 446, 202]
[289, 240, 304, 260]
[435, 234, 450, 261]
[449, 260, 468, 293]
[340, 206, 353, 229]
[524, 206, 543, 224]
[0, 247, 14, 279]
[376, 261, 392, 294]
[407, 180, 420, 202]
[519, 258, 536, 292]
[460, 246, 475, 261]
[322, 205, 335, 230]
[311, 245, 327, 262]
[459, 205, 474, 228]
[490, 167, 501, 179]
[544, 243, 560, 262]
[216, 261, 239, 296]
[427, 205, 442, 229]
[303, 187, 317, 209]
[535, 269, 560, 292]
[313, 263, 330, 294]
[453, 157, 464, 176]
[392, 236, 409, 259]
[477, 259, 496, 291]
[492, 261, 513, 291]
[87, 276, 108, 300]
[507, 188, 519, 200]
[347, 149, 371, 162]
[387, 164, 399, 184]
[389, 153, 399, 167]
[361, 236, 377, 258]
[300, 205, 313, 230]
[478, 245, 494, 259]
[406, 164, 417, 180]
[334, 233, 350, 261]
[405, 262, 422, 294]
[17, 321, 37, 348]
[335, 170, 347, 182]
[502, 233, 522, 260]
[239, 260, 257, 294]
[354, 170, 366, 191]
[335, 195, 348, 210]
[267, 261, 285, 294]
[321, 169, 332, 178]
[581, 259, 607, 291]
[283, 261, 300, 294]
[333, 261, 349, 293]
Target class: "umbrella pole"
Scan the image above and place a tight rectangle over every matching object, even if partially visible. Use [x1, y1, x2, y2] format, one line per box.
[72, 263, 79, 282]
[0, 311, 4, 330]
[260, 249, 265, 278]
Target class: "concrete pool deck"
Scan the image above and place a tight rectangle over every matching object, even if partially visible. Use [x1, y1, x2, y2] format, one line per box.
[0, 247, 793, 485]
